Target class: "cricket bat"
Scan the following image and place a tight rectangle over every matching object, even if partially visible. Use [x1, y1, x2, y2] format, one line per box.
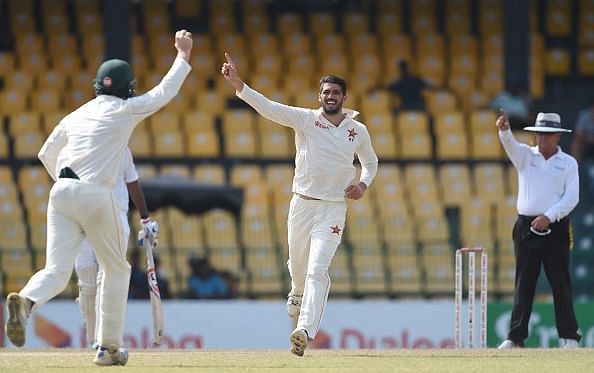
[139, 226, 164, 347]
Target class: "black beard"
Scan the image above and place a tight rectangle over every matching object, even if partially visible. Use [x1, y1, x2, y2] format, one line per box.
[323, 103, 341, 115]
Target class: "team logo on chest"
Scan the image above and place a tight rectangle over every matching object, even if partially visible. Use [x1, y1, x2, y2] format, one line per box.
[330, 225, 342, 235]
[315, 121, 330, 130]
[347, 128, 358, 141]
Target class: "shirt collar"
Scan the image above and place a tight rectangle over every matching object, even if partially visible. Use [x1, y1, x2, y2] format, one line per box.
[314, 107, 360, 119]
[530, 145, 564, 159]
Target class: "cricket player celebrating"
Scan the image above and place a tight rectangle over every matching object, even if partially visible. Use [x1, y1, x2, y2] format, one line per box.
[222, 53, 378, 356]
[73, 147, 155, 349]
[5, 30, 192, 365]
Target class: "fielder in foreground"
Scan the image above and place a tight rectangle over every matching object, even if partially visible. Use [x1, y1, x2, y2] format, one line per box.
[73, 148, 158, 348]
[222, 53, 378, 356]
[4, 30, 192, 365]
[496, 111, 581, 349]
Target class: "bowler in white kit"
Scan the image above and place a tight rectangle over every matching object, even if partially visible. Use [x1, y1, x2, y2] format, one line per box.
[221, 53, 378, 356]
[4, 30, 192, 365]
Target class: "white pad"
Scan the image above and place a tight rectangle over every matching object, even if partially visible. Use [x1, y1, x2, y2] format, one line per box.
[77, 264, 99, 346]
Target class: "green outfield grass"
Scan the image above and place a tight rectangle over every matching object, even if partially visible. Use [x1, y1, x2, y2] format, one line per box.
[1, 348, 594, 372]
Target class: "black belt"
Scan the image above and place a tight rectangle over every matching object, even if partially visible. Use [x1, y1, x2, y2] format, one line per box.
[58, 167, 79, 180]
[518, 214, 568, 225]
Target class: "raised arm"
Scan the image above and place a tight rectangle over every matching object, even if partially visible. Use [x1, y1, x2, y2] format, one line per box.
[129, 30, 193, 118]
[221, 52, 310, 129]
[497, 109, 528, 168]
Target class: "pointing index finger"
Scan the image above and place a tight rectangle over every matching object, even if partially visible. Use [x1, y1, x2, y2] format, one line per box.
[225, 52, 234, 66]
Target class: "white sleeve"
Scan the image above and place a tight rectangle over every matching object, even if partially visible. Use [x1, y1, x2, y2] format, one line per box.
[122, 147, 139, 183]
[545, 159, 579, 222]
[236, 84, 310, 131]
[356, 128, 379, 187]
[38, 122, 67, 181]
[128, 58, 192, 122]
[498, 129, 530, 169]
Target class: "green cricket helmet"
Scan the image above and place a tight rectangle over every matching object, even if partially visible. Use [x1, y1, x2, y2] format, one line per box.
[93, 59, 136, 99]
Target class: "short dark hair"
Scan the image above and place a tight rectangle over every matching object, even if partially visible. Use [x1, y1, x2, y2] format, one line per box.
[319, 75, 347, 95]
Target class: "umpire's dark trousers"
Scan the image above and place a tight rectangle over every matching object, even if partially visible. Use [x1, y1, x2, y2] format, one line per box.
[507, 215, 581, 345]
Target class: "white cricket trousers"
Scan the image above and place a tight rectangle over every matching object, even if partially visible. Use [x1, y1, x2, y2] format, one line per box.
[20, 179, 131, 349]
[287, 195, 347, 339]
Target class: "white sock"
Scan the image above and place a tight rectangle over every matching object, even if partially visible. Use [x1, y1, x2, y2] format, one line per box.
[77, 263, 98, 346]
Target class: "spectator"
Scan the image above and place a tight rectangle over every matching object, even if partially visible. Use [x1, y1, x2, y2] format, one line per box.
[187, 256, 230, 299]
[381, 59, 431, 111]
[570, 97, 594, 162]
[128, 249, 149, 299]
[490, 82, 532, 129]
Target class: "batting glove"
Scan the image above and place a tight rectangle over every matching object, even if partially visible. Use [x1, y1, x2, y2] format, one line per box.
[138, 217, 159, 249]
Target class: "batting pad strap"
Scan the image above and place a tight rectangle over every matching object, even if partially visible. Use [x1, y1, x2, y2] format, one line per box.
[77, 263, 99, 295]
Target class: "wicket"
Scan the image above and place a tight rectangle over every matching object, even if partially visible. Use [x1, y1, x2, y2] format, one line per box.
[455, 247, 488, 349]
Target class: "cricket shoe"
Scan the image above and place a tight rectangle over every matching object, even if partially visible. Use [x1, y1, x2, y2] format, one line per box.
[497, 339, 518, 349]
[290, 328, 308, 357]
[93, 346, 129, 366]
[286, 292, 302, 318]
[5, 293, 29, 347]
[563, 339, 580, 349]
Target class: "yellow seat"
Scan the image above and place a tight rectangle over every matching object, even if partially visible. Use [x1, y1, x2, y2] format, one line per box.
[245, 247, 283, 295]
[434, 112, 466, 136]
[230, 164, 263, 187]
[249, 33, 279, 57]
[282, 33, 312, 59]
[439, 163, 472, 206]
[0, 248, 33, 277]
[411, 12, 437, 36]
[0, 52, 16, 77]
[376, 13, 403, 36]
[42, 111, 68, 134]
[546, 48, 571, 76]
[387, 254, 422, 294]
[242, 209, 275, 250]
[13, 132, 45, 159]
[243, 11, 269, 37]
[159, 164, 191, 179]
[361, 91, 391, 114]
[275, 12, 304, 36]
[128, 127, 153, 158]
[445, 0, 471, 35]
[372, 132, 398, 159]
[382, 214, 416, 247]
[460, 197, 494, 247]
[343, 12, 369, 36]
[315, 33, 345, 55]
[417, 215, 450, 243]
[8, 113, 41, 136]
[425, 90, 458, 115]
[496, 195, 517, 243]
[448, 73, 477, 100]
[48, 33, 77, 57]
[497, 255, 516, 295]
[28, 219, 47, 251]
[471, 132, 503, 160]
[168, 207, 206, 252]
[0, 215, 27, 251]
[422, 252, 454, 294]
[221, 111, 257, 158]
[0, 89, 28, 114]
[382, 34, 413, 80]
[546, 3, 572, 37]
[31, 89, 63, 112]
[473, 163, 506, 205]
[396, 111, 430, 136]
[352, 246, 387, 295]
[265, 164, 293, 189]
[293, 91, 319, 108]
[352, 54, 382, 82]
[417, 54, 445, 86]
[577, 48, 594, 75]
[195, 91, 226, 116]
[193, 164, 226, 185]
[317, 53, 350, 78]
[507, 165, 518, 197]
[399, 134, 432, 159]
[203, 208, 239, 250]
[346, 200, 380, 249]
[309, 12, 336, 37]
[153, 128, 185, 157]
[258, 119, 293, 159]
[363, 113, 394, 135]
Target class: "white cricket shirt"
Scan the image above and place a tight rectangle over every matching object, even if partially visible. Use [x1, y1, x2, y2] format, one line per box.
[113, 147, 139, 212]
[237, 84, 378, 201]
[499, 129, 579, 222]
[38, 58, 191, 186]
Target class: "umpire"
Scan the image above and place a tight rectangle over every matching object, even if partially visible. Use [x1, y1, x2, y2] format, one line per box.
[496, 111, 581, 349]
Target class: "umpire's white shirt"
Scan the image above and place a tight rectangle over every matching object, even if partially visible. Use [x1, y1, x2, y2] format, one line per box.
[499, 129, 579, 222]
[38, 58, 191, 186]
[237, 84, 378, 201]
